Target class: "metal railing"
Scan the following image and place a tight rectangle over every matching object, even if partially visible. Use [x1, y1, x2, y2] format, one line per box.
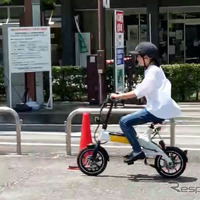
[65, 107, 175, 155]
[0, 107, 21, 154]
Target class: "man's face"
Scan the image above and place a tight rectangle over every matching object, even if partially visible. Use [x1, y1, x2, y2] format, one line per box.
[136, 55, 150, 67]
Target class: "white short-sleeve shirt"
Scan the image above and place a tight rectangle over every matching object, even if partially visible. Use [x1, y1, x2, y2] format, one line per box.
[134, 65, 181, 119]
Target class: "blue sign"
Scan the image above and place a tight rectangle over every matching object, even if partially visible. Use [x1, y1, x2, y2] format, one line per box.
[116, 48, 124, 65]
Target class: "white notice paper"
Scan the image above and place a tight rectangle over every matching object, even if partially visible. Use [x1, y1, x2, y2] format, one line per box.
[8, 26, 51, 73]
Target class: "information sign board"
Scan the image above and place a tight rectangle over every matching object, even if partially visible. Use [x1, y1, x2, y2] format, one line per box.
[114, 10, 124, 93]
[8, 26, 51, 73]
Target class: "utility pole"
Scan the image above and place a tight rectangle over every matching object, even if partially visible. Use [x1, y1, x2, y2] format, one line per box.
[61, 0, 75, 66]
[98, 0, 105, 50]
[97, 0, 106, 104]
[22, 0, 43, 104]
[146, 0, 159, 47]
[23, 0, 35, 101]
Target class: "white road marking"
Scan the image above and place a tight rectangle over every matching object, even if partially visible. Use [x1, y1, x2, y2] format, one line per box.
[0, 142, 200, 151]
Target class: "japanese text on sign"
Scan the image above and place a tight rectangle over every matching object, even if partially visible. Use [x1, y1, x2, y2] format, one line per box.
[114, 10, 124, 93]
[116, 11, 124, 33]
[116, 48, 124, 65]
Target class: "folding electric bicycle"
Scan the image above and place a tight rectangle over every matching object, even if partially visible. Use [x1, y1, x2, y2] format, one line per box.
[77, 97, 188, 178]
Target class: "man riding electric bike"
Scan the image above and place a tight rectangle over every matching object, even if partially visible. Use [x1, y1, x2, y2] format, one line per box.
[110, 42, 181, 164]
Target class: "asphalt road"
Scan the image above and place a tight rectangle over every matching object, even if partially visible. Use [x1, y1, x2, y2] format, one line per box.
[1, 106, 200, 200]
[0, 124, 200, 154]
[0, 155, 200, 200]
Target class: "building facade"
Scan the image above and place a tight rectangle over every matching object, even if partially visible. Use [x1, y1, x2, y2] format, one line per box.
[1, 0, 200, 67]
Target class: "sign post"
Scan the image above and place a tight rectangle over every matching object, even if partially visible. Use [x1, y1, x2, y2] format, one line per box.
[114, 10, 124, 93]
[97, 0, 106, 105]
[7, 26, 52, 108]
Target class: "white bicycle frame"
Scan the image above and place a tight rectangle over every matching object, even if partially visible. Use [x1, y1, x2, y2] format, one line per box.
[98, 125, 173, 165]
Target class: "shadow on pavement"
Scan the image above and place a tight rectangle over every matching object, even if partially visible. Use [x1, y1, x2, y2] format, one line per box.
[97, 174, 129, 179]
[97, 174, 197, 183]
[128, 174, 197, 183]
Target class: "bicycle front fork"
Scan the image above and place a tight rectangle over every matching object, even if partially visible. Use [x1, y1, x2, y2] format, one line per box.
[91, 141, 101, 160]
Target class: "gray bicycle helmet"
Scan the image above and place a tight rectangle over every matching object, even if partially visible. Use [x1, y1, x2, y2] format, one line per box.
[130, 42, 160, 66]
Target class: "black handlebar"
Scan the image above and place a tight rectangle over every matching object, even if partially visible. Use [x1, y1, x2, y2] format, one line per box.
[103, 96, 121, 105]
[99, 96, 121, 129]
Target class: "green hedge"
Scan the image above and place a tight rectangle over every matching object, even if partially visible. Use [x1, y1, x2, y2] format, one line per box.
[162, 64, 200, 101]
[100, 63, 200, 102]
[52, 65, 119, 101]
[0, 0, 11, 5]
[52, 66, 87, 101]
[1, 64, 200, 102]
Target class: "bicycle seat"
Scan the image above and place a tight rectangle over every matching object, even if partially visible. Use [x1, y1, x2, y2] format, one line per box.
[150, 121, 165, 130]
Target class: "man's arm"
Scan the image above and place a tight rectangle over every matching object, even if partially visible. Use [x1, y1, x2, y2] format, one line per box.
[110, 91, 137, 100]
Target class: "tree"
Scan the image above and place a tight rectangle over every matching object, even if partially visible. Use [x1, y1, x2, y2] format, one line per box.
[41, 0, 56, 10]
[0, 0, 12, 5]
[0, 0, 56, 9]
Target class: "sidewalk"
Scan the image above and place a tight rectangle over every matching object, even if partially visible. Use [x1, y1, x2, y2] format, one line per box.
[0, 153, 200, 200]
[0, 101, 94, 124]
[0, 101, 200, 131]
[0, 101, 141, 128]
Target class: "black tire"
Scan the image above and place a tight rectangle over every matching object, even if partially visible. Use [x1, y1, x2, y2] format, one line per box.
[77, 147, 108, 176]
[155, 146, 187, 178]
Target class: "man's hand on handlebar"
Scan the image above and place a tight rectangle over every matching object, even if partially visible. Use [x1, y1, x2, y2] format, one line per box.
[110, 91, 136, 100]
[110, 93, 122, 100]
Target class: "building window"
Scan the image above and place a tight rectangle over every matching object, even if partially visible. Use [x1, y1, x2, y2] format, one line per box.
[185, 12, 200, 19]
[166, 11, 200, 64]
[159, 13, 168, 64]
[0, 7, 7, 24]
[0, 28, 3, 66]
[10, 7, 24, 23]
[168, 13, 185, 64]
[44, 5, 62, 66]
[125, 14, 139, 55]
[185, 12, 200, 63]
[140, 14, 147, 42]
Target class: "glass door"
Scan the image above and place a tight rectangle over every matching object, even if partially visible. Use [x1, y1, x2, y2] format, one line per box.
[0, 26, 3, 66]
[168, 13, 185, 63]
[185, 24, 200, 63]
[124, 14, 139, 55]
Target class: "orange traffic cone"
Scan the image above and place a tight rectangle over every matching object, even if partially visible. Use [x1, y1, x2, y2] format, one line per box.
[79, 112, 92, 151]
[67, 112, 92, 170]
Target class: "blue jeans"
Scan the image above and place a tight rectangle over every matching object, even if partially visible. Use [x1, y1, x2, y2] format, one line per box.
[119, 108, 164, 153]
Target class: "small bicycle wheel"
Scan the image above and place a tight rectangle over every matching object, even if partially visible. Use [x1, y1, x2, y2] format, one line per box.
[77, 147, 107, 176]
[155, 146, 187, 178]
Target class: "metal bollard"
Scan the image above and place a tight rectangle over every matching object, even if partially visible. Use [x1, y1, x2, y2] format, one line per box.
[170, 118, 175, 146]
[0, 107, 22, 154]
